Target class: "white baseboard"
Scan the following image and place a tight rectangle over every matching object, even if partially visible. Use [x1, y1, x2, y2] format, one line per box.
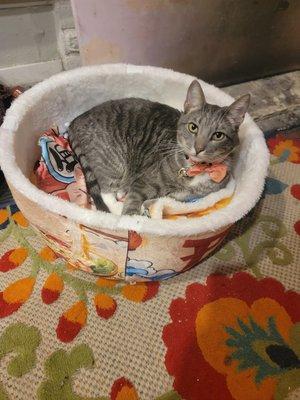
[0, 59, 63, 86]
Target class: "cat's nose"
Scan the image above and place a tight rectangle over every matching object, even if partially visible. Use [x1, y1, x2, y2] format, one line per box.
[195, 145, 204, 154]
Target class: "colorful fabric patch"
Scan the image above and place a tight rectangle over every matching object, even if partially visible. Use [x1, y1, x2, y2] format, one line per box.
[34, 128, 93, 209]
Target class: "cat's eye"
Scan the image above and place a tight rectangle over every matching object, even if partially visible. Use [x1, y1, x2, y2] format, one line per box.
[212, 132, 226, 141]
[188, 122, 198, 134]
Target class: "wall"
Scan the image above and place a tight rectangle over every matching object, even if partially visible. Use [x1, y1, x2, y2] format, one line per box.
[1, 0, 299, 86]
[54, 0, 80, 70]
[71, 0, 300, 86]
[0, 0, 80, 85]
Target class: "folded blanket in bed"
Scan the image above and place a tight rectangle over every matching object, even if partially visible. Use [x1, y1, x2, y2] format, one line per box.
[101, 179, 235, 220]
[34, 128, 235, 219]
[33, 127, 93, 209]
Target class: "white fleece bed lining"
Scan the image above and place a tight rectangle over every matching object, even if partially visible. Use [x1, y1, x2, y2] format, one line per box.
[0, 64, 269, 236]
[102, 178, 236, 218]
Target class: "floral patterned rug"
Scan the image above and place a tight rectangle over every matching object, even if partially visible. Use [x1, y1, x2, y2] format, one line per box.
[0, 128, 299, 400]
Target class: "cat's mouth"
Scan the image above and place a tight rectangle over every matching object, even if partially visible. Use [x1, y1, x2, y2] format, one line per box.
[187, 155, 213, 166]
[188, 155, 203, 164]
[187, 149, 234, 165]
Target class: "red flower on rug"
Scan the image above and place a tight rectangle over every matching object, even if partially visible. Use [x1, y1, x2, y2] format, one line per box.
[0, 247, 28, 272]
[267, 134, 300, 163]
[121, 281, 159, 302]
[163, 272, 300, 400]
[294, 221, 300, 236]
[94, 293, 117, 319]
[291, 184, 300, 201]
[290, 184, 300, 236]
[93, 278, 118, 319]
[110, 377, 180, 400]
[56, 300, 87, 343]
[111, 378, 139, 400]
[0, 277, 35, 317]
[41, 272, 64, 304]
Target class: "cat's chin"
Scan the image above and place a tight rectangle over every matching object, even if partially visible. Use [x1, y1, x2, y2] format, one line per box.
[188, 155, 212, 165]
[188, 155, 201, 164]
[187, 155, 229, 166]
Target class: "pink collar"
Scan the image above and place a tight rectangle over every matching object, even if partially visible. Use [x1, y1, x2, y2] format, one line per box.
[178, 162, 228, 183]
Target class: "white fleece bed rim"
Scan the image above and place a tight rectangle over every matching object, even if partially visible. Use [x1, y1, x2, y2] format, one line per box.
[0, 64, 270, 237]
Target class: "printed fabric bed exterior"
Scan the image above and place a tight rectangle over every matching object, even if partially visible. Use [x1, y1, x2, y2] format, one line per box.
[9, 183, 231, 282]
[0, 128, 299, 400]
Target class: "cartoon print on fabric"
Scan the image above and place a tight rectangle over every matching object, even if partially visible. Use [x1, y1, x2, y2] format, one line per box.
[126, 258, 177, 281]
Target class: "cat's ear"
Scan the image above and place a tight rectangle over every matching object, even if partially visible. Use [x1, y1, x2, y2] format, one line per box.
[184, 80, 206, 113]
[225, 94, 250, 127]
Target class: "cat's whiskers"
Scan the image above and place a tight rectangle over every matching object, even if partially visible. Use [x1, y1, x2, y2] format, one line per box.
[198, 146, 238, 164]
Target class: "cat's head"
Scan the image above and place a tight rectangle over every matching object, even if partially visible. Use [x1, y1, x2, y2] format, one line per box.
[177, 80, 250, 164]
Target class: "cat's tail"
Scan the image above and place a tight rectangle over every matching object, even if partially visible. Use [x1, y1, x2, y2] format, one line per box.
[80, 162, 110, 212]
[68, 135, 109, 212]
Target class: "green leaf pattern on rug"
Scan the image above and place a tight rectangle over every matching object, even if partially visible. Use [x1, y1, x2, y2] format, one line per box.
[0, 322, 41, 377]
[37, 343, 108, 400]
[0, 385, 10, 400]
[155, 391, 182, 400]
[216, 215, 293, 277]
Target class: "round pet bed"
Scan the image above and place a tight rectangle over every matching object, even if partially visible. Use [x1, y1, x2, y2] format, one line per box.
[0, 64, 269, 281]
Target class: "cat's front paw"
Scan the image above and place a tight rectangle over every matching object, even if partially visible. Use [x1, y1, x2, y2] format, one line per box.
[141, 199, 156, 218]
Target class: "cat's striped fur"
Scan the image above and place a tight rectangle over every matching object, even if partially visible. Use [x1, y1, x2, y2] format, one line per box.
[68, 81, 250, 215]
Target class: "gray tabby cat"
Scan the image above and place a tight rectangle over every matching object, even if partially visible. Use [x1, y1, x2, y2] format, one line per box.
[68, 80, 250, 215]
